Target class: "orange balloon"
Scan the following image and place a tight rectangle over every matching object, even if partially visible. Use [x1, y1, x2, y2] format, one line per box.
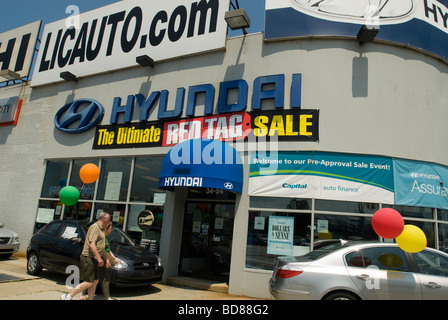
[79, 163, 100, 184]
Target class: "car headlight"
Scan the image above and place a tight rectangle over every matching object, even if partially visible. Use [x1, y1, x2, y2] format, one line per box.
[157, 256, 162, 267]
[11, 236, 19, 244]
[113, 257, 128, 269]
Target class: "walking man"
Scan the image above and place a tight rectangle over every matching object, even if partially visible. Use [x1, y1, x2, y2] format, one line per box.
[61, 212, 111, 300]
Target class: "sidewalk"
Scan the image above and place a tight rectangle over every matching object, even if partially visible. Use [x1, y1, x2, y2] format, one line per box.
[0, 255, 260, 300]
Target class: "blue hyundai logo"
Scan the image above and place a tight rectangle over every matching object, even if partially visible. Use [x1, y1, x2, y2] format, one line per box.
[55, 99, 104, 134]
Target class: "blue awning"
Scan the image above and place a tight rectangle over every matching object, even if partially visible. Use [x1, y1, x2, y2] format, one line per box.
[159, 139, 243, 194]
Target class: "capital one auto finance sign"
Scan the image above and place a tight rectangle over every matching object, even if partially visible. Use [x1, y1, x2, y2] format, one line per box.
[31, 0, 229, 87]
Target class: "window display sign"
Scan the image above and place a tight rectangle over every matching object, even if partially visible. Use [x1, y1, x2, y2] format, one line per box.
[267, 216, 294, 255]
[36, 208, 56, 224]
[249, 151, 395, 204]
[0, 20, 41, 80]
[32, 0, 229, 87]
[394, 159, 448, 209]
[265, 0, 448, 62]
[104, 171, 123, 201]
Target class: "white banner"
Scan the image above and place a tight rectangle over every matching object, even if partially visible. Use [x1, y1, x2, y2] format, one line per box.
[31, 0, 229, 87]
[249, 175, 394, 204]
[249, 152, 395, 204]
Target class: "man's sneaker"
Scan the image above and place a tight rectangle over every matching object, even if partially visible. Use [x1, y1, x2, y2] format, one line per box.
[61, 293, 72, 300]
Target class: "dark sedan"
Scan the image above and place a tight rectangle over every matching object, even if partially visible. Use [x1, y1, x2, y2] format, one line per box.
[26, 220, 163, 287]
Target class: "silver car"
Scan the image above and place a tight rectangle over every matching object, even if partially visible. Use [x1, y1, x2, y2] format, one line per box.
[270, 241, 448, 300]
[0, 223, 20, 258]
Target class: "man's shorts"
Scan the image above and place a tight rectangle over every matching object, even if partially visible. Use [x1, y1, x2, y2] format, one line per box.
[80, 255, 99, 283]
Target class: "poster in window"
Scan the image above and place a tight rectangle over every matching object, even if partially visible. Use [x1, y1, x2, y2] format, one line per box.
[104, 172, 122, 201]
[267, 216, 294, 255]
[254, 217, 266, 230]
[36, 208, 55, 224]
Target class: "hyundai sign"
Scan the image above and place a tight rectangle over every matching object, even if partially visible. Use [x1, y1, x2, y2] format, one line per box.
[265, 0, 448, 61]
[32, 0, 230, 87]
[55, 99, 104, 134]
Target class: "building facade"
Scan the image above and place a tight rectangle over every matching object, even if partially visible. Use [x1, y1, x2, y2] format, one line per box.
[1, 1, 448, 298]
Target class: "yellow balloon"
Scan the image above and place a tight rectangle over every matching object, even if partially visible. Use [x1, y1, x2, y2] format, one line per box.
[396, 225, 427, 253]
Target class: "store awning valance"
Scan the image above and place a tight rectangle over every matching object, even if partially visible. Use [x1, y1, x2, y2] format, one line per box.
[159, 139, 243, 194]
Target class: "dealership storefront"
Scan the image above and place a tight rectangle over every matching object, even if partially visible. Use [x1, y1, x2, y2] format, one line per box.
[1, 0, 448, 298]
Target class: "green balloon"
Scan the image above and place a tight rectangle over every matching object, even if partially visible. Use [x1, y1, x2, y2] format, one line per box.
[59, 186, 80, 206]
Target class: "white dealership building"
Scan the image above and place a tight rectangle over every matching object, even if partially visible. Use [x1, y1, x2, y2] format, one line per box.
[1, 0, 448, 298]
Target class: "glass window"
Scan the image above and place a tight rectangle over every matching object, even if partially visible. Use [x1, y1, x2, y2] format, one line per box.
[250, 197, 311, 210]
[314, 214, 377, 241]
[40, 221, 62, 236]
[34, 200, 63, 233]
[69, 159, 98, 200]
[60, 222, 81, 240]
[40, 160, 70, 198]
[438, 223, 448, 253]
[96, 158, 131, 202]
[413, 250, 448, 277]
[315, 200, 379, 214]
[438, 209, 448, 222]
[246, 211, 311, 270]
[304, 241, 346, 261]
[126, 204, 164, 253]
[108, 227, 135, 246]
[360, 247, 410, 272]
[63, 201, 93, 221]
[345, 250, 369, 268]
[383, 204, 434, 219]
[130, 157, 165, 203]
[94, 203, 126, 228]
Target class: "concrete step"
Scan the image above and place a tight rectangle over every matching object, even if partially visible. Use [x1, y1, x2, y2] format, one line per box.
[166, 276, 229, 294]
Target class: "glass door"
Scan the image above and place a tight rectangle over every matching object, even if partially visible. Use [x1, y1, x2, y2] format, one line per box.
[180, 201, 235, 282]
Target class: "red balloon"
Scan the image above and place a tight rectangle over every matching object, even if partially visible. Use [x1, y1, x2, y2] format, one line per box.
[372, 208, 404, 239]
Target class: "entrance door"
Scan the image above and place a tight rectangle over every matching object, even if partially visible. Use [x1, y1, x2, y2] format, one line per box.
[180, 201, 235, 282]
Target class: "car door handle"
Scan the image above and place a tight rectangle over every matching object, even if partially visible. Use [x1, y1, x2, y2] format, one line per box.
[423, 282, 441, 289]
[356, 274, 371, 281]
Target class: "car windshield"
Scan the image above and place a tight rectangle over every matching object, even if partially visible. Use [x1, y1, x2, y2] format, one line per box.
[82, 222, 136, 246]
[302, 241, 347, 260]
[108, 228, 135, 246]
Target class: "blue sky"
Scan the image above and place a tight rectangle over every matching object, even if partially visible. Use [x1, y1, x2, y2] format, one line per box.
[0, 0, 266, 36]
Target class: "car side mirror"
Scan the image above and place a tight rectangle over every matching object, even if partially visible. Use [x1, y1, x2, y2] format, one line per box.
[0, 223, 4, 228]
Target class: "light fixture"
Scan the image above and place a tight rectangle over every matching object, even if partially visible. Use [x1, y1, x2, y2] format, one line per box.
[225, 8, 250, 35]
[136, 55, 155, 68]
[60, 71, 78, 82]
[0, 69, 21, 81]
[357, 25, 379, 45]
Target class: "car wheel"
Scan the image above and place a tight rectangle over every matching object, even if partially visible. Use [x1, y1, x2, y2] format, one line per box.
[324, 291, 359, 300]
[27, 252, 43, 276]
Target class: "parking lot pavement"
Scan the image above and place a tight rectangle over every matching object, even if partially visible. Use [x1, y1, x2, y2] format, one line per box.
[0, 255, 260, 300]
